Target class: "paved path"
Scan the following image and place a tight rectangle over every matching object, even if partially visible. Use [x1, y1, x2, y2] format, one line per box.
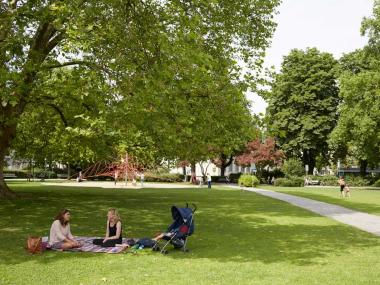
[232, 186, 380, 236]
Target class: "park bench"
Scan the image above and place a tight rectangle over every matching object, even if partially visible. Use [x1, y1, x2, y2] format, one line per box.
[4, 173, 17, 178]
[57, 174, 68, 179]
[304, 178, 320, 186]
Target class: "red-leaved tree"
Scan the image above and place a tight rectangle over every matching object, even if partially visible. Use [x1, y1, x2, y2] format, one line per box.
[235, 138, 285, 177]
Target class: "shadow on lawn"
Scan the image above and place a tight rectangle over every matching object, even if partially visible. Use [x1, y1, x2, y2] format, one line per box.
[0, 184, 379, 267]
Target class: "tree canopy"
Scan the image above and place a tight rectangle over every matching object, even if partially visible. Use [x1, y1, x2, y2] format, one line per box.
[329, 3, 380, 174]
[0, 0, 280, 197]
[265, 48, 339, 174]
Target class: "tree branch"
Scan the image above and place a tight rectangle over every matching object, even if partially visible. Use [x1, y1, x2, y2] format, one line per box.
[47, 104, 68, 127]
[44, 31, 65, 55]
[43, 60, 89, 69]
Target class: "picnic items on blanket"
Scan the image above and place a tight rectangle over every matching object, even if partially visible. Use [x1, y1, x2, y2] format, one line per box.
[153, 203, 197, 254]
[26, 236, 42, 254]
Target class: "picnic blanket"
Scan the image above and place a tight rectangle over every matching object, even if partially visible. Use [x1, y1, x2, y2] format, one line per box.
[42, 236, 137, 254]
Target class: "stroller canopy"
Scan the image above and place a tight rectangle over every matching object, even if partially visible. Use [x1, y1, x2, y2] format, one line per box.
[171, 206, 193, 222]
[170, 206, 195, 236]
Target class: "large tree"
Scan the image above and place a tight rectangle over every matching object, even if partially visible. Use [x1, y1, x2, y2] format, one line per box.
[0, 0, 280, 197]
[265, 48, 339, 174]
[329, 2, 380, 175]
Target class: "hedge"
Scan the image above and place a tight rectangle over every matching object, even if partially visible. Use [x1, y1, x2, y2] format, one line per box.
[274, 177, 304, 187]
[138, 173, 183, 183]
[373, 179, 380, 187]
[238, 174, 259, 187]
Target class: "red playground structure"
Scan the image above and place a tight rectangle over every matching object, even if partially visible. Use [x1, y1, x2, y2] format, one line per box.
[73, 154, 144, 184]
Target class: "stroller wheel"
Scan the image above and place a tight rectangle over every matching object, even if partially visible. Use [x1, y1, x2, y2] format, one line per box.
[152, 245, 160, 252]
[161, 250, 168, 254]
[183, 248, 189, 253]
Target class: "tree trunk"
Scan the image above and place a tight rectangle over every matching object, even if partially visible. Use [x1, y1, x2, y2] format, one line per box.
[1, 19, 63, 197]
[28, 158, 32, 182]
[359, 159, 367, 177]
[302, 150, 316, 175]
[67, 163, 71, 180]
[218, 154, 233, 177]
[190, 162, 196, 184]
[0, 123, 18, 198]
[182, 166, 186, 182]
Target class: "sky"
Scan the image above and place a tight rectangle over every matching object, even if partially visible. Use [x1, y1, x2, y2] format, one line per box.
[248, 0, 374, 115]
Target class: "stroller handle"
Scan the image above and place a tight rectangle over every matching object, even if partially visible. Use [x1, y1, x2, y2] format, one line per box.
[186, 202, 197, 213]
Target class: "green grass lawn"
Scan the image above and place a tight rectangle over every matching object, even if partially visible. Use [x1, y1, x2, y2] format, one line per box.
[1, 182, 380, 285]
[261, 185, 380, 216]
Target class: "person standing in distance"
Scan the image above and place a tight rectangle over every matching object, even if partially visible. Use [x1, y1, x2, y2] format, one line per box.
[140, 172, 144, 187]
[207, 173, 212, 189]
[338, 176, 345, 198]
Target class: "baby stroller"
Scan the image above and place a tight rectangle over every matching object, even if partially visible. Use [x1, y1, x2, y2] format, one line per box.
[154, 203, 196, 254]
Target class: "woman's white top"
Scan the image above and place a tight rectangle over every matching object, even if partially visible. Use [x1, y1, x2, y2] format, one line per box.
[49, 220, 74, 245]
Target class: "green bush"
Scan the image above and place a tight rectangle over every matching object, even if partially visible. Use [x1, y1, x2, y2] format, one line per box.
[274, 177, 304, 187]
[304, 175, 372, 187]
[373, 179, 380, 187]
[306, 175, 337, 186]
[345, 175, 371, 187]
[3, 170, 28, 178]
[3, 169, 58, 179]
[282, 158, 305, 177]
[139, 172, 183, 183]
[238, 174, 259, 187]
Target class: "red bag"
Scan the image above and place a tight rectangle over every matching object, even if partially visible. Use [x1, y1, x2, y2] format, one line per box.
[26, 236, 42, 254]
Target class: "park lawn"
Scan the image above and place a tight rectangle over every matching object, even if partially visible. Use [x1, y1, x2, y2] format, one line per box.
[1, 182, 380, 285]
[261, 185, 380, 216]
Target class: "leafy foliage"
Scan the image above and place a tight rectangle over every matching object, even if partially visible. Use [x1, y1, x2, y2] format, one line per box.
[274, 177, 304, 187]
[238, 174, 259, 187]
[282, 158, 305, 178]
[373, 179, 380, 187]
[235, 137, 284, 177]
[0, 0, 281, 196]
[265, 48, 339, 173]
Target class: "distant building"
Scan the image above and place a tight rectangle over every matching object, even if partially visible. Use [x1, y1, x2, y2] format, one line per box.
[170, 159, 255, 177]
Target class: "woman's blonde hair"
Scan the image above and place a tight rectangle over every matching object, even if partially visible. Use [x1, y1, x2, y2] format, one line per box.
[108, 208, 121, 223]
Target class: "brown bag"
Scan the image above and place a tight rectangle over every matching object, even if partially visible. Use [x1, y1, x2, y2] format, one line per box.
[26, 236, 42, 254]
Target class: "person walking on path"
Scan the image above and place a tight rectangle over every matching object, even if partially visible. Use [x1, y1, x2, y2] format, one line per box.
[207, 173, 212, 189]
[140, 172, 144, 187]
[114, 169, 119, 186]
[338, 176, 346, 198]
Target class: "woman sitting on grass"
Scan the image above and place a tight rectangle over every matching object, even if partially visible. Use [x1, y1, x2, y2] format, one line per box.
[93, 208, 123, 247]
[49, 209, 81, 250]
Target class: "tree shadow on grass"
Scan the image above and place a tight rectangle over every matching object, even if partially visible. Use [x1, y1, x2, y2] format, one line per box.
[0, 184, 379, 267]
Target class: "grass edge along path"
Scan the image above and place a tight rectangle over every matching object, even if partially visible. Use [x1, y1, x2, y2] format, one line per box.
[235, 186, 380, 236]
[260, 185, 380, 216]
